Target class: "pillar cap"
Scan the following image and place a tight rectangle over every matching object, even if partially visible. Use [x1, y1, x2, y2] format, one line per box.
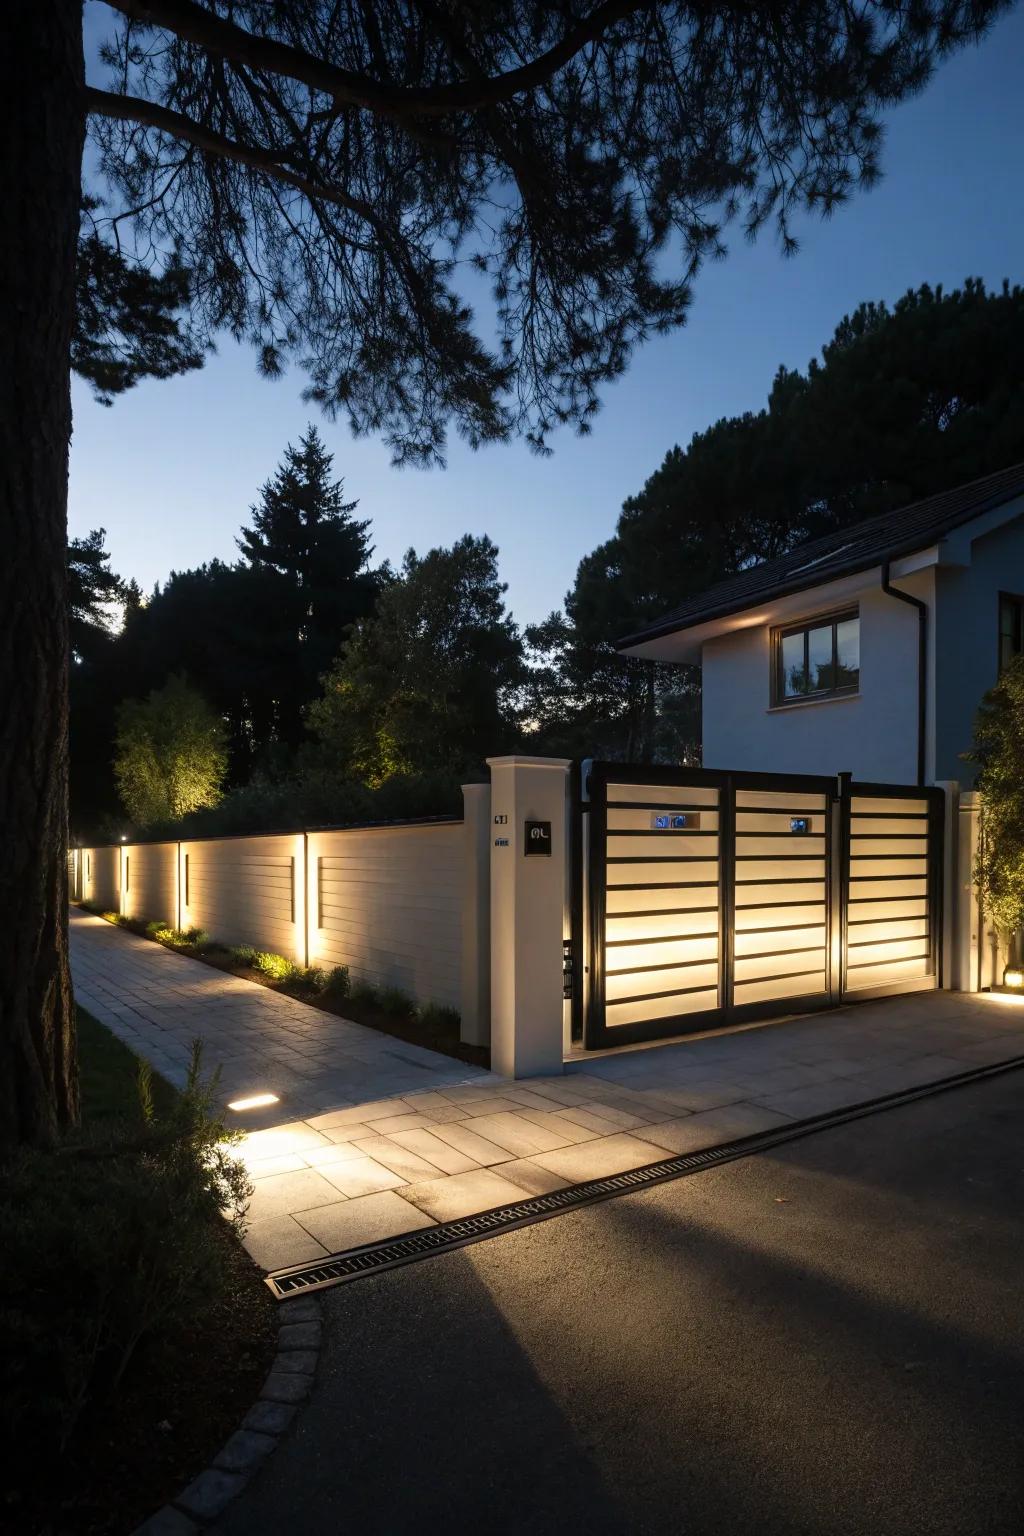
[486, 755, 572, 771]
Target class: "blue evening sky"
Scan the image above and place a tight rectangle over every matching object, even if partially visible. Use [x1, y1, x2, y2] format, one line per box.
[69, 7, 1024, 626]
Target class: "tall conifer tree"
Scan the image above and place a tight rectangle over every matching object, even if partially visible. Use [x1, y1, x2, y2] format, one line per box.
[238, 428, 376, 746]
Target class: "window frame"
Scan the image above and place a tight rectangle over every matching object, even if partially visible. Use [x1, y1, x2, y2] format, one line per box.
[997, 591, 1024, 675]
[770, 605, 860, 707]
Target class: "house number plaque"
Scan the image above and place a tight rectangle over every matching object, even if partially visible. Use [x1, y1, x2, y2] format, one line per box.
[524, 820, 552, 855]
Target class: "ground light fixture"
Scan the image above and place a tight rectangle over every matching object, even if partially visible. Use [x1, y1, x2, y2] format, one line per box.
[1002, 966, 1024, 990]
[227, 1092, 280, 1112]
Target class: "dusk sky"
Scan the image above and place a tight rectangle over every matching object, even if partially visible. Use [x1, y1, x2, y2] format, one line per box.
[69, 5, 1024, 628]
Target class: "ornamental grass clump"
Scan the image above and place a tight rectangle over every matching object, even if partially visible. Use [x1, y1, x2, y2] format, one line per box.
[417, 1001, 461, 1032]
[252, 950, 297, 981]
[229, 946, 297, 981]
[377, 985, 415, 1017]
[322, 964, 350, 1000]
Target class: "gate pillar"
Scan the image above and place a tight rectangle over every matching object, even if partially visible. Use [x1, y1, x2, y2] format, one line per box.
[487, 756, 571, 1078]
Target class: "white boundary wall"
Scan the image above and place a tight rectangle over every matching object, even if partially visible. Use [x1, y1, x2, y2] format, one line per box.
[77, 813, 481, 1017]
[72, 766, 1004, 1082]
[183, 833, 301, 959]
[309, 824, 463, 1010]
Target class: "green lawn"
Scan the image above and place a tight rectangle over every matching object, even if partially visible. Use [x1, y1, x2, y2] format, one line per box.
[76, 1004, 177, 1127]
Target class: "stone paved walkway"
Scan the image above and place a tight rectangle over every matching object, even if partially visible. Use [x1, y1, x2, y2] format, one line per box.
[71, 907, 1024, 1272]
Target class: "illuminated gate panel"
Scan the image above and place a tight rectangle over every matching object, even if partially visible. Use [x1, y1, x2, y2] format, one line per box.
[584, 766, 943, 1049]
[596, 774, 723, 1044]
[841, 787, 943, 998]
[731, 787, 832, 1013]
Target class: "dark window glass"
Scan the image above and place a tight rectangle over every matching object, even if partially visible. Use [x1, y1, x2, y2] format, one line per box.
[808, 625, 833, 690]
[781, 630, 807, 697]
[836, 617, 859, 688]
[999, 595, 1023, 673]
[775, 611, 859, 703]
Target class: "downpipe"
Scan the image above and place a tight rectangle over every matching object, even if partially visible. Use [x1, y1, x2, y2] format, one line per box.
[881, 562, 927, 787]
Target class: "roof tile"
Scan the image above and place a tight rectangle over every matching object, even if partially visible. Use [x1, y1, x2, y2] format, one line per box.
[618, 462, 1024, 649]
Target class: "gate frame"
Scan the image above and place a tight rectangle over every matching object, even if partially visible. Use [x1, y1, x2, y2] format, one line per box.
[584, 762, 842, 1050]
[583, 762, 945, 1051]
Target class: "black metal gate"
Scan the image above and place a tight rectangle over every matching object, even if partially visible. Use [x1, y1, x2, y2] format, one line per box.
[583, 763, 943, 1050]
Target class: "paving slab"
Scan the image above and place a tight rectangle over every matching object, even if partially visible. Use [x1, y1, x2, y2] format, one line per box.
[400, 1167, 530, 1221]
[71, 907, 1024, 1273]
[248, 1168, 350, 1221]
[295, 1191, 436, 1250]
[317, 1157, 408, 1197]
[497, 1158, 572, 1195]
[530, 1133, 671, 1182]
[242, 1216, 330, 1271]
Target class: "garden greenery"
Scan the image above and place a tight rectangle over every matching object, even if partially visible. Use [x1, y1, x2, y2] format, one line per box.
[114, 674, 228, 827]
[78, 902, 456, 1027]
[0, 1041, 251, 1455]
[966, 655, 1024, 945]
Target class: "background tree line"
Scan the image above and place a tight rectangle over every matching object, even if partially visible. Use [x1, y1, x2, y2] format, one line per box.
[526, 278, 1024, 756]
[71, 277, 1024, 842]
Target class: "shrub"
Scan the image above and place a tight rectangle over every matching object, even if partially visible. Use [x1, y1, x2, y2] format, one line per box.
[254, 950, 297, 981]
[348, 979, 379, 1009]
[230, 947, 297, 981]
[322, 964, 350, 1000]
[193, 935, 228, 955]
[417, 1001, 461, 1032]
[287, 965, 328, 996]
[293, 964, 351, 1000]
[145, 919, 174, 940]
[967, 654, 1024, 947]
[377, 985, 415, 1017]
[0, 1042, 250, 1457]
[163, 925, 209, 949]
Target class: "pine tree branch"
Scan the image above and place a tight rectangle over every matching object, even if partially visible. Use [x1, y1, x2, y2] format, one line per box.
[84, 85, 378, 244]
[98, 0, 651, 119]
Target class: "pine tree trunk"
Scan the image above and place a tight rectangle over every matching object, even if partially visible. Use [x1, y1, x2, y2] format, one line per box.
[0, 2, 85, 1149]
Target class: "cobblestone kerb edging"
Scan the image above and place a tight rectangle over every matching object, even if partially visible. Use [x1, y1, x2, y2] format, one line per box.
[132, 1296, 323, 1535]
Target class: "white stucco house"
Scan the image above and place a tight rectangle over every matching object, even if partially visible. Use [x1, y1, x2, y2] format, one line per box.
[617, 464, 1024, 787]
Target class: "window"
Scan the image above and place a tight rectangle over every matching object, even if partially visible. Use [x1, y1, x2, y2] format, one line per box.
[998, 594, 1024, 673]
[773, 609, 859, 704]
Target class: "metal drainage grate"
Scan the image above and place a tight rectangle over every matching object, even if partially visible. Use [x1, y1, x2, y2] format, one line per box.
[265, 1050, 1024, 1300]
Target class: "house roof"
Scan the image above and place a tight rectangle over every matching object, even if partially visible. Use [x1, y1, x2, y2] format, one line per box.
[617, 462, 1024, 651]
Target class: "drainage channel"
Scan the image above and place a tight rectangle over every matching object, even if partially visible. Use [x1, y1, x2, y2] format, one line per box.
[265, 1051, 1024, 1300]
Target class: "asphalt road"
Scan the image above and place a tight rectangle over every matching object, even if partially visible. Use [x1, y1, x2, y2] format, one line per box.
[217, 1071, 1024, 1536]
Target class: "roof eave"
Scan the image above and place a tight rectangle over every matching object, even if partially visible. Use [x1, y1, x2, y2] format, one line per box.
[617, 478, 1024, 654]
